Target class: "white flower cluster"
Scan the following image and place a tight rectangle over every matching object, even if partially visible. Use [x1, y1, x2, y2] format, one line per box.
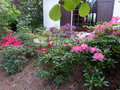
[76, 32, 90, 39]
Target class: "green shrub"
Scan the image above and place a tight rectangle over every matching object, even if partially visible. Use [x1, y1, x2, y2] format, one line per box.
[0, 46, 28, 74]
[0, 0, 20, 37]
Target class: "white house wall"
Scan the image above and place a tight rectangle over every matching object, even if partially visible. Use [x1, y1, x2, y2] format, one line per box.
[43, 0, 60, 29]
[113, 0, 120, 17]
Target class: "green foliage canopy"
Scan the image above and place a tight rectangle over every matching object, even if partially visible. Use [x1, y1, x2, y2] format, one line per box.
[0, 0, 20, 26]
[49, 0, 90, 21]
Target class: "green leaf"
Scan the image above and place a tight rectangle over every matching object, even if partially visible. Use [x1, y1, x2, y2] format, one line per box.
[38, 36, 47, 41]
[79, 2, 90, 17]
[73, 0, 81, 6]
[49, 4, 61, 21]
[62, 0, 76, 11]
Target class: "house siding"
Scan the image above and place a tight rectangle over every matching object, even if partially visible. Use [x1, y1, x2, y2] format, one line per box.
[60, 7, 71, 26]
[97, 0, 114, 22]
[113, 0, 120, 18]
[43, 0, 60, 29]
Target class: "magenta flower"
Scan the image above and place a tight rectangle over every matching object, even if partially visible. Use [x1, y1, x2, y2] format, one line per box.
[0, 36, 22, 46]
[88, 68, 93, 72]
[76, 38, 83, 41]
[71, 46, 81, 52]
[90, 47, 99, 53]
[92, 53, 104, 61]
[80, 43, 89, 52]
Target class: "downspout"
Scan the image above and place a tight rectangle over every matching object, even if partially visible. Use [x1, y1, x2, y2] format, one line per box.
[71, 11, 73, 30]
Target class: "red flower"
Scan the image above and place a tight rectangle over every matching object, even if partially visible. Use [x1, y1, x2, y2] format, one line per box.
[88, 68, 93, 72]
[42, 48, 48, 53]
[115, 33, 119, 36]
[65, 44, 71, 47]
[36, 50, 40, 53]
[48, 43, 54, 47]
[36, 48, 48, 53]
[46, 38, 52, 42]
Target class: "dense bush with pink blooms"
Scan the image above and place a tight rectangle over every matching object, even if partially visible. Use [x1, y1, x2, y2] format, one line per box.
[36, 17, 120, 89]
[0, 17, 120, 89]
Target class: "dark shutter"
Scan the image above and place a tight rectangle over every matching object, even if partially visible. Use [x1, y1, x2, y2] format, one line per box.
[60, 7, 71, 26]
[97, 0, 114, 22]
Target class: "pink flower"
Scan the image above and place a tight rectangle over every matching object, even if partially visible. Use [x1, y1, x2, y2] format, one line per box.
[107, 17, 120, 26]
[71, 46, 81, 52]
[90, 47, 99, 53]
[95, 25, 106, 30]
[46, 38, 52, 42]
[80, 43, 89, 51]
[92, 53, 104, 61]
[88, 33, 95, 40]
[76, 38, 83, 41]
[8, 30, 12, 36]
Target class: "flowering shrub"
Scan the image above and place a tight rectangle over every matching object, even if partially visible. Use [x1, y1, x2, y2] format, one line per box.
[48, 23, 77, 38]
[0, 0, 20, 38]
[36, 37, 107, 86]
[36, 17, 120, 89]
[0, 30, 39, 74]
[0, 30, 22, 46]
[83, 17, 120, 89]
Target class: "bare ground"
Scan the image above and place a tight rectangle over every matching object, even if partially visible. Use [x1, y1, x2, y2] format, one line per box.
[0, 62, 87, 90]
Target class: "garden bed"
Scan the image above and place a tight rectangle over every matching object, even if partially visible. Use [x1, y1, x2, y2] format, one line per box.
[0, 63, 120, 90]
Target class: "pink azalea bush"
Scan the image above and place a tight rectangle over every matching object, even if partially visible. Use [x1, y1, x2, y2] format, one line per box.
[36, 17, 120, 89]
[71, 43, 104, 61]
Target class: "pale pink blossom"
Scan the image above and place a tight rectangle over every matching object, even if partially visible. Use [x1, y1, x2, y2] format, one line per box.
[88, 33, 95, 40]
[95, 25, 106, 30]
[106, 17, 120, 26]
[90, 47, 99, 53]
[71, 46, 81, 52]
[92, 53, 104, 61]
[80, 43, 89, 51]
